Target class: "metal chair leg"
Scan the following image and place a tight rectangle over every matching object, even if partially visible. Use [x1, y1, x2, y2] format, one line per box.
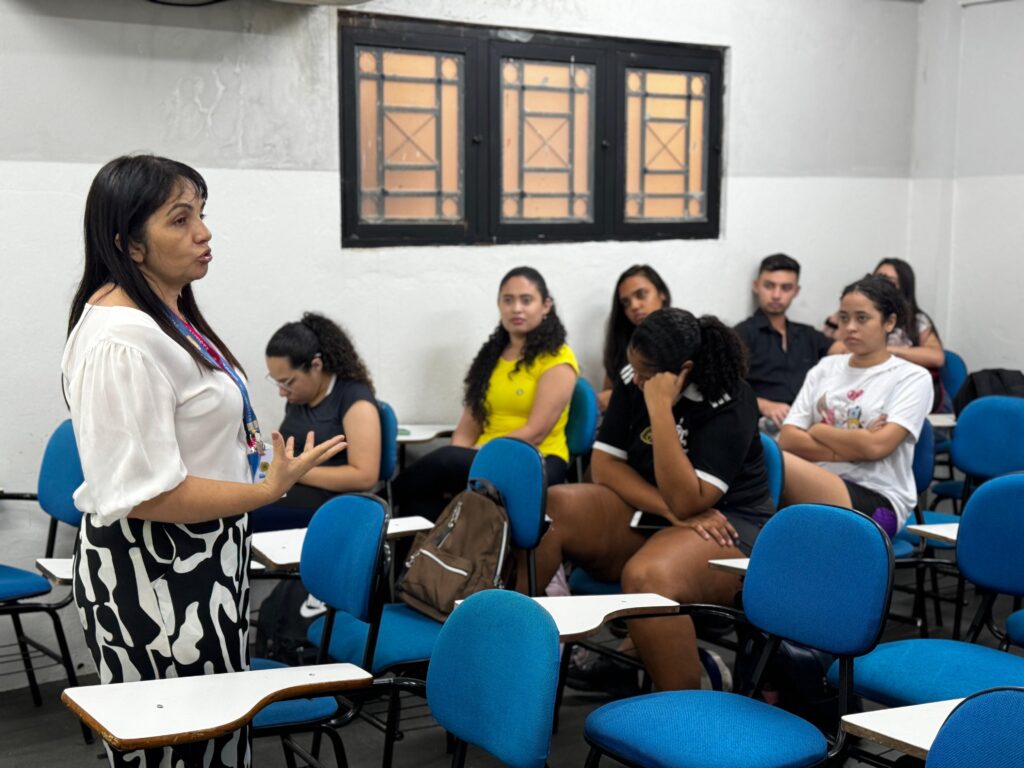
[552, 641, 572, 733]
[449, 739, 468, 768]
[10, 613, 42, 706]
[585, 746, 603, 767]
[381, 686, 401, 768]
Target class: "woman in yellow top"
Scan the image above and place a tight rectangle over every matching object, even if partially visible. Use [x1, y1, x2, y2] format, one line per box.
[393, 266, 578, 520]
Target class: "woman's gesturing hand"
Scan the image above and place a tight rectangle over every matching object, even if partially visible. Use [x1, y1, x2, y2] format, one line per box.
[262, 431, 347, 502]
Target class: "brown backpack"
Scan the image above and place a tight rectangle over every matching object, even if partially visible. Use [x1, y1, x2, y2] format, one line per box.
[396, 479, 513, 621]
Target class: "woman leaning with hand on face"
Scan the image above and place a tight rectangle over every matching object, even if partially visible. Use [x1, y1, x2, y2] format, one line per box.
[392, 266, 578, 522]
[530, 308, 773, 691]
[62, 155, 344, 768]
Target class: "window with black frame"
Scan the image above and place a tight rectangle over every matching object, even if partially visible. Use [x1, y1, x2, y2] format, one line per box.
[339, 14, 723, 247]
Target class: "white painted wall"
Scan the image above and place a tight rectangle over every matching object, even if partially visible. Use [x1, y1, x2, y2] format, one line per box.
[942, 1, 1024, 368]
[0, 0, 948, 690]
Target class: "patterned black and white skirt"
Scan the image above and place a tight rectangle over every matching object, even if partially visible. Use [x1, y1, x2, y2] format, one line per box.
[74, 513, 251, 768]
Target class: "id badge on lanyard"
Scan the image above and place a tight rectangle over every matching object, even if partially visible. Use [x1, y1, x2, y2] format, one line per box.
[166, 311, 267, 481]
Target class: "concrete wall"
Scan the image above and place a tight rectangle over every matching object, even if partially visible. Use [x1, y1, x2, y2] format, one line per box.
[0, 0, 964, 690]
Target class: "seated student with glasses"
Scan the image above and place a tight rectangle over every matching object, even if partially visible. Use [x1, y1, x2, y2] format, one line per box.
[258, 312, 380, 531]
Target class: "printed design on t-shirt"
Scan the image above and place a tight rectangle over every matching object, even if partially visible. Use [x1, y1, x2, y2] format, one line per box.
[815, 391, 884, 431]
[619, 363, 634, 385]
[516, 388, 525, 396]
[639, 420, 689, 451]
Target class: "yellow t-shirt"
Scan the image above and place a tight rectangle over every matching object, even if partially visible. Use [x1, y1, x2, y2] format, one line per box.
[475, 344, 579, 462]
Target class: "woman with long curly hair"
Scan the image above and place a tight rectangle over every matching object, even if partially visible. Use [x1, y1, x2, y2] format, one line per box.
[392, 266, 578, 521]
[258, 312, 380, 530]
[599, 264, 671, 411]
[531, 308, 773, 691]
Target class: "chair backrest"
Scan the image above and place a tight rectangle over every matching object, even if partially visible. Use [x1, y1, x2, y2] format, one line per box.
[759, 433, 784, 508]
[427, 590, 559, 768]
[912, 418, 935, 496]
[37, 419, 84, 528]
[377, 400, 399, 483]
[956, 473, 1024, 597]
[939, 350, 968, 408]
[565, 378, 599, 458]
[743, 504, 893, 657]
[469, 437, 546, 550]
[927, 687, 1024, 768]
[951, 396, 1024, 479]
[300, 494, 388, 622]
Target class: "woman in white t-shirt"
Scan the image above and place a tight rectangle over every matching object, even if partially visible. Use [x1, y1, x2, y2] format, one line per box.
[779, 274, 933, 537]
[63, 155, 344, 768]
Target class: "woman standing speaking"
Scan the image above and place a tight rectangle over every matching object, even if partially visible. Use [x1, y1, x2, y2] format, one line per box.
[62, 155, 344, 767]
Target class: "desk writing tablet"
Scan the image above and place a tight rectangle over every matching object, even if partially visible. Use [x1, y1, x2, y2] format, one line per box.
[926, 413, 956, 430]
[527, 594, 679, 642]
[395, 424, 455, 444]
[251, 517, 433, 570]
[62, 663, 372, 751]
[905, 523, 959, 545]
[842, 698, 961, 760]
[707, 558, 750, 576]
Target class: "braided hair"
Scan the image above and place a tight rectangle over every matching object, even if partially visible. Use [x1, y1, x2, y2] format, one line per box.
[629, 308, 748, 404]
[841, 274, 907, 338]
[265, 312, 374, 394]
[463, 267, 568, 427]
[602, 264, 672, 382]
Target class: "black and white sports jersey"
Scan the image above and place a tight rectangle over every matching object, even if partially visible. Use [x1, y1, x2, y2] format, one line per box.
[595, 378, 771, 516]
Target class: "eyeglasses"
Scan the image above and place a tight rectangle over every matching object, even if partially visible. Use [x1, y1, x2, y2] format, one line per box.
[265, 372, 298, 392]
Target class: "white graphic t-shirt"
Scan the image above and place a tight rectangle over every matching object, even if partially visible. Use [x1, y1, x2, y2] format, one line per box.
[784, 354, 933, 527]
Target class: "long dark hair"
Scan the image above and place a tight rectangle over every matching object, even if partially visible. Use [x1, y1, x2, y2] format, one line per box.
[629, 308, 747, 404]
[463, 266, 568, 427]
[266, 312, 374, 394]
[874, 258, 939, 345]
[68, 154, 243, 374]
[602, 264, 671, 381]
[842, 274, 908, 337]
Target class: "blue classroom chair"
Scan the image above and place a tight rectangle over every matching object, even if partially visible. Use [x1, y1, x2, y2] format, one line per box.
[583, 504, 894, 768]
[0, 420, 91, 743]
[927, 687, 1024, 768]
[827, 474, 1024, 708]
[427, 590, 560, 768]
[565, 378, 599, 482]
[251, 493, 389, 768]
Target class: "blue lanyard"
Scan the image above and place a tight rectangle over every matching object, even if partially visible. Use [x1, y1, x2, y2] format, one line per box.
[166, 311, 264, 477]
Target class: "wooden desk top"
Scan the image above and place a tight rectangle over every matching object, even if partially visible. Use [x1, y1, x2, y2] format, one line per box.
[842, 698, 961, 760]
[707, 558, 750, 576]
[396, 424, 454, 444]
[250, 517, 433, 571]
[62, 663, 372, 751]
[905, 523, 959, 545]
[527, 593, 679, 642]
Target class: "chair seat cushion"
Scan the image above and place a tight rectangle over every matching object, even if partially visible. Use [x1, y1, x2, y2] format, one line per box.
[569, 568, 622, 596]
[1007, 610, 1024, 647]
[0, 565, 52, 602]
[308, 603, 442, 674]
[249, 657, 339, 729]
[828, 639, 1024, 706]
[931, 480, 963, 499]
[585, 690, 827, 768]
[891, 538, 914, 559]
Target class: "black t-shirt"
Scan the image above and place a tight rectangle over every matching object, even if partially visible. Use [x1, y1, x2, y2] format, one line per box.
[595, 378, 772, 517]
[735, 310, 832, 405]
[280, 377, 375, 468]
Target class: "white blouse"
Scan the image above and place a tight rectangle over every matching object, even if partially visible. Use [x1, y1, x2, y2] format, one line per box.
[62, 305, 251, 526]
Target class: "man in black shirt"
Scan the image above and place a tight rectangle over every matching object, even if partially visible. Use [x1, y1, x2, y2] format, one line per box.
[734, 254, 833, 428]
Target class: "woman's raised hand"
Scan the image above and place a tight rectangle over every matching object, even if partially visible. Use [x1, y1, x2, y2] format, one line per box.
[262, 431, 347, 502]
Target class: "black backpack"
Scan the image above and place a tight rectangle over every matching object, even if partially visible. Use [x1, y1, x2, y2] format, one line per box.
[254, 579, 321, 665]
[952, 369, 1024, 415]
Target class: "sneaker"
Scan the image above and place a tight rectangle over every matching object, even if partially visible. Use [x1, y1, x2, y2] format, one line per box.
[565, 649, 641, 698]
[698, 648, 733, 692]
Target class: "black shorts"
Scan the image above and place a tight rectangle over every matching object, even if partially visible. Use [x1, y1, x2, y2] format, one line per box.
[843, 480, 895, 518]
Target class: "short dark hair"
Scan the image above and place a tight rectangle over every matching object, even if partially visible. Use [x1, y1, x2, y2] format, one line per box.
[758, 253, 801, 277]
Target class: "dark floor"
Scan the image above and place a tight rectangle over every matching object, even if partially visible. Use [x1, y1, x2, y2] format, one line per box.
[2, 551, 1019, 768]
